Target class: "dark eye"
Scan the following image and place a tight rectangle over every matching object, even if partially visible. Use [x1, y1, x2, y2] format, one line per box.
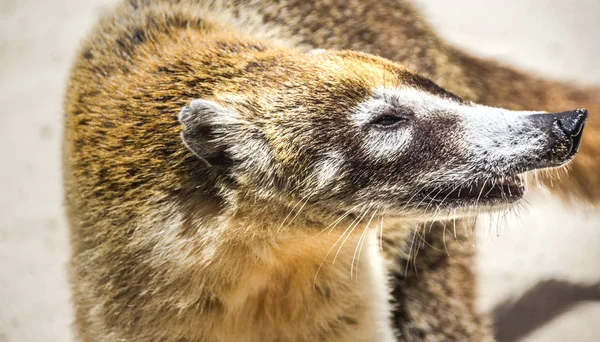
[370, 115, 406, 127]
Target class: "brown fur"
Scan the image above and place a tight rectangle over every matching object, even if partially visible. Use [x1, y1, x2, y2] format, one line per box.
[64, 0, 598, 341]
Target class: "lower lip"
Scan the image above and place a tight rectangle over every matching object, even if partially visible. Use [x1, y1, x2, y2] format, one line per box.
[421, 179, 525, 207]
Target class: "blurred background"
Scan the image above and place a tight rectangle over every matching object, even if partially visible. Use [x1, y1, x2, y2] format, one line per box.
[0, 0, 599, 341]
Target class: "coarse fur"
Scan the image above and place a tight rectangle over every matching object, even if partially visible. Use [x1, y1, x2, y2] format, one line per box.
[63, 0, 599, 341]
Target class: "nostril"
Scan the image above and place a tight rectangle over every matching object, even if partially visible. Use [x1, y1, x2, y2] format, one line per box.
[568, 119, 586, 158]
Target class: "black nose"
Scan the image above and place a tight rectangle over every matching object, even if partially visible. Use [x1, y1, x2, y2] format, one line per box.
[552, 109, 588, 158]
[555, 109, 588, 138]
[528, 109, 588, 166]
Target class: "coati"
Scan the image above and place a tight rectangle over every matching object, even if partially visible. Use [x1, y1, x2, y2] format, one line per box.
[63, 0, 596, 341]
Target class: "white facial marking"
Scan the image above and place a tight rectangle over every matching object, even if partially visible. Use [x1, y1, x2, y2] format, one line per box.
[363, 127, 413, 160]
[461, 107, 546, 173]
[351, 90, 416, 160]
[352, 87, 545, 172]
[310, 151, 344, 192]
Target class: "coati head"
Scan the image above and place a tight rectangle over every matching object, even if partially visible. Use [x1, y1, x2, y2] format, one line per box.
[178, 50, 587, 219]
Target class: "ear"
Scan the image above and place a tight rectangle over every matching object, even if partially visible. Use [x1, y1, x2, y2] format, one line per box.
[178, 99, 239, 166]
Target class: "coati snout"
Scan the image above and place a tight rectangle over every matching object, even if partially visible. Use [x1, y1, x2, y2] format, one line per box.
[404, 106, 588, 214]
[178, 51, 588, 219]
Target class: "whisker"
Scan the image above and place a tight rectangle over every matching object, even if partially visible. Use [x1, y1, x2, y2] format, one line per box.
[351, 210, 376, 279]
[333, 205, 371, 263]
[276, 190, 315, 235]
[309, 204, 359, 240]
[404, 224, 420, 277]
[379, 215, 384, 252]
[401, 173, 447, 211]
[442, 221, 450, 256]
[452, 209, 458, 239]
[312, 204, 368, 286]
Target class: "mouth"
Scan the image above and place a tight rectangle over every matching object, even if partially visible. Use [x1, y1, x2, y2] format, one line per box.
[420, 175, 525, 207]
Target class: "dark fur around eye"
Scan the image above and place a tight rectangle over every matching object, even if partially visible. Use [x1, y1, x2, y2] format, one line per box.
[370, 115, 406, 127]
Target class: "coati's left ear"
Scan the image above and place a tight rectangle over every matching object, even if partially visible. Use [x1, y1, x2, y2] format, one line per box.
[178, 99, 240, 167]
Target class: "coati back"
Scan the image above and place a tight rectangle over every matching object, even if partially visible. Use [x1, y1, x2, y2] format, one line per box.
[64, 1, 596, 341]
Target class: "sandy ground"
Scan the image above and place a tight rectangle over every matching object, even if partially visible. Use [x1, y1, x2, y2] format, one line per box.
[0, 0, 599, 341]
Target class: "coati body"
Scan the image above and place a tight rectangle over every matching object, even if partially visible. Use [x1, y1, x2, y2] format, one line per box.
[63, 0, 597, 341]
